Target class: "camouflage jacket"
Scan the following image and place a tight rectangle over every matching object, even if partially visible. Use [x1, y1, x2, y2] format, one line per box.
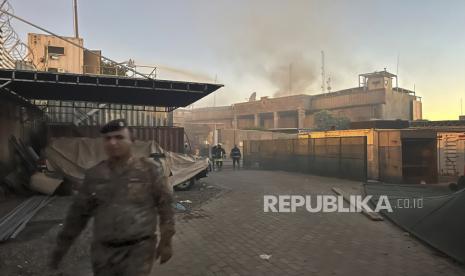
[55, 156, 175, 253]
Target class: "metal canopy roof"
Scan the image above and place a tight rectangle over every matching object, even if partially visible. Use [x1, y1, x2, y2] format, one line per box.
[0, 69, 223, 110]
[359, 70, 397, 78]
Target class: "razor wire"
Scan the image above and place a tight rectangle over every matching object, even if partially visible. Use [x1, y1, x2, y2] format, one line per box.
[0, 0, 34, 66]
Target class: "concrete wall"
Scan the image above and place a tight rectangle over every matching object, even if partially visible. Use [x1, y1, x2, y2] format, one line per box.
[278, 112, 298, 128]
[310, 88, 386, 111]
[383, 89, 418, 120]
[367, 76, 392, 90]
[190, 106, 233, 121]
[305, 104, 384, 127]
[233, 95, 311, 115]
[182, 83, 422, 130]
[28, 33, 84, 74]
[259, 113, 274, 129]
[412, 100, 423, 120]
[237, 115, 255, 129]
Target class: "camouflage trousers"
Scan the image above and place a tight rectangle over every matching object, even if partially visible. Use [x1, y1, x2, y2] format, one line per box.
[91, 236, 157, 276]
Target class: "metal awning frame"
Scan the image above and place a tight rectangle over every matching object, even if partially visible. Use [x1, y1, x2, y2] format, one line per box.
[0, 69, 223, 109]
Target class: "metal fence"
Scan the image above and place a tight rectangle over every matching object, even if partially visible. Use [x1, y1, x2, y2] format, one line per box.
[243, 137, 367, 181]
[47, 125, 185, 153]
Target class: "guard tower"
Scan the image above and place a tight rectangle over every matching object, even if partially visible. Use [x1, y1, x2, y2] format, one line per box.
[358, 69, 397, 91]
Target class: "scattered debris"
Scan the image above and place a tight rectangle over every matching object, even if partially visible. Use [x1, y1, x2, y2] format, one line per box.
[1, 136, 44, 196]
[29, 172, 63, 195]
[3, 170, 32, 195]
[0, 196, 54, 241]
[181, 209, 211, 221]
[174, 202, 187, 212]
[259, 254, 272, 260]
[179, 200, 192, 204]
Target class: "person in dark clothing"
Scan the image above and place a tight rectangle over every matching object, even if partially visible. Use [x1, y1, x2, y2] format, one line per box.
[50, 119, 175, 276]
[230, 145, 242, 169]
[213, 144, 226, 170]
[211, 145, 218, 170]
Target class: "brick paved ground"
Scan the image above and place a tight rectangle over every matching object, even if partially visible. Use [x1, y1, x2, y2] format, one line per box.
[1, 168, 464, 275]
[153, 169, 465, 276]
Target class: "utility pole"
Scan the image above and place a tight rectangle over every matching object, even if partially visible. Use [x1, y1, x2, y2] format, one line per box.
[321, 51, 326, 93]
[73, 0, 79, 38]
[213, 74, 217, 145]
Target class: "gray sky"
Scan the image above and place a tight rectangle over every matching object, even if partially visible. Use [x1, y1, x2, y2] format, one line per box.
[9, 0, 465, 120]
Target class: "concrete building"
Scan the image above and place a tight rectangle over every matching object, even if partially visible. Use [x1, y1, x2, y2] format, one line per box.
[176, 70, 422, 131]
[28, 33, 87, 74]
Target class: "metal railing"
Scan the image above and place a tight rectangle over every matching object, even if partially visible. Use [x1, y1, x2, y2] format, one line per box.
[82, 64, 157, 78]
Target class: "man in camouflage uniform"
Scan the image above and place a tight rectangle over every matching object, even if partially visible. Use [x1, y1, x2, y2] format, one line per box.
[50, 119, 175, 276]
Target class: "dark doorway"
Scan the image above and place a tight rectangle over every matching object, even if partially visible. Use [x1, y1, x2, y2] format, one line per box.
[402, 138, 438, 184]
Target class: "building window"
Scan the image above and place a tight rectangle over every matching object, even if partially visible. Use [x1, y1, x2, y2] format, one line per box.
[47, 68, 58, 73]
[47, 46, 65, 55]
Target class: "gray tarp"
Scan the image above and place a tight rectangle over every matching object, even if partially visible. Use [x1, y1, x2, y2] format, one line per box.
[45, 137, 208, 188]
[365, 183, 465, 263]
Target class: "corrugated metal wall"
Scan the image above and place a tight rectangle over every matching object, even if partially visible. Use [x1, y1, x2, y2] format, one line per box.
[243, 137, 367, 181]
[44, 102, 168, 127]
[47, 124, 184, 153]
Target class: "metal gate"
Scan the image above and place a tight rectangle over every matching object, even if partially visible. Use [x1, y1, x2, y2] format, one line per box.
[243, 137, 367, 181]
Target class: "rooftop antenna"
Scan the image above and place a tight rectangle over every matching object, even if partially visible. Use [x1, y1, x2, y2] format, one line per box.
[396, 53, 399, 88]
[72, 0, 79, 38]
[326, 75, 332, 93]
[321, 51, 326, 93]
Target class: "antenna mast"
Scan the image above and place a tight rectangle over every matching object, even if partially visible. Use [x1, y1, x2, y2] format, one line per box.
[321, 51, 326, 93]
[396, 53, 399, 88]
[72, 0, 79, 38]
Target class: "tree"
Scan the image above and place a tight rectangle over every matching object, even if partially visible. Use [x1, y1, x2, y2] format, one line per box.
[100, 59, 129, 77]
[313, 110, 350, 131]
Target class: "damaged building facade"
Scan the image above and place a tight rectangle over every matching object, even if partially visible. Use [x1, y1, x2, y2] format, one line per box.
[177, 70, 422, 131]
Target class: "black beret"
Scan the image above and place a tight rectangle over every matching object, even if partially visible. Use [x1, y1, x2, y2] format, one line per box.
[100, 119, 128, 134]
